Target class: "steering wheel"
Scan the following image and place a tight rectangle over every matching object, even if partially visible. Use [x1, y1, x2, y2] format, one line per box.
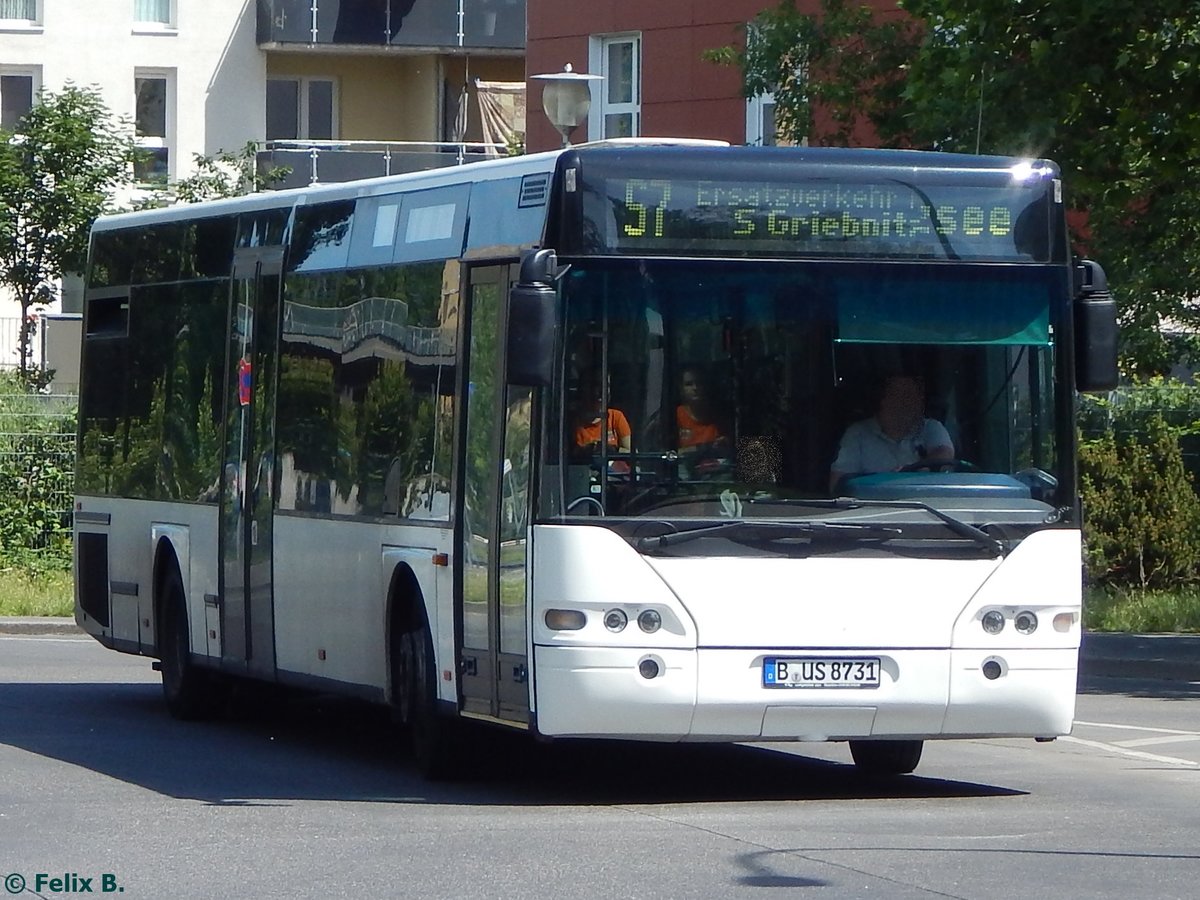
[898, 458, 979, 474]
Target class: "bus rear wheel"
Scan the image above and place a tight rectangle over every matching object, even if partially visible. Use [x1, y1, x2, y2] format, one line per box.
[849, 739, 923, 776]
[159, 567, 217, 721]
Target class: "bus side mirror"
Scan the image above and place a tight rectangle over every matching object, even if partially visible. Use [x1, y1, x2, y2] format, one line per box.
[1073, 259, 1119, 393]
[506, 249, 559, 387]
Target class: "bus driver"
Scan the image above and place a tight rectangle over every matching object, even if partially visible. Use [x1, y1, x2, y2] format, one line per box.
[829, 374, 954, 493]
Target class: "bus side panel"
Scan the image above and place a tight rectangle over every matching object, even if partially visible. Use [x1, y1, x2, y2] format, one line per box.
[271, 515, 453, 694]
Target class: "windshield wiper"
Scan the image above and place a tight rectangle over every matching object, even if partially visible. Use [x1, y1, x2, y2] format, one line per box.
[745, 496, 1005, 557]
[636, 519, 903, 552]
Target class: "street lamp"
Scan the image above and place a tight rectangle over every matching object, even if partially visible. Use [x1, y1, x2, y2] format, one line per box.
[531, 64, 603, 148]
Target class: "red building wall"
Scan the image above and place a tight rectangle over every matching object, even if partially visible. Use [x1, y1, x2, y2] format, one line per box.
[526, 1, 797, 152]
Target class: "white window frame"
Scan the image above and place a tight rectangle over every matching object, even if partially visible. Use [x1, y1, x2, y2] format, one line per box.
[588, 33, 641, 141]
[133, 69, 175, 184]
[745, 93, 775, 146]
[747, 92, 806, 147]
[744, 22, 806, 147]
[132, 0, 177, 33]
[0, 0, 42, 30]
[0, 65, 40, 130]
[266, 77, 339, 141]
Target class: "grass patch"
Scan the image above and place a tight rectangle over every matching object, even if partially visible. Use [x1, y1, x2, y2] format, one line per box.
[0, 565, 73, 617]
[1085, 585, 1200, 634]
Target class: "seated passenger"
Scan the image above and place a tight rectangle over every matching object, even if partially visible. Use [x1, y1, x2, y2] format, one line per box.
[572, 377, 632, 454]
[677, 367, 730, 477]
[829, 374, 954, 492]
[676, 367, 725, 451]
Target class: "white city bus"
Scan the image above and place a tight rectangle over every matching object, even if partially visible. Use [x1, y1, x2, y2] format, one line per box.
[74, 142, 1117, 776]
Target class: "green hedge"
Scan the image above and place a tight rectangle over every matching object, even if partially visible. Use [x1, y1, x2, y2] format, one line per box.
[1079, 378, 1200, 591]
[0, 375, 75, 574]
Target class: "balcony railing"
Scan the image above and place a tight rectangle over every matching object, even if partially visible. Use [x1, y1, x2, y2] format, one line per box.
[257, 0, 525, 50]
[258, 139, 509, 189]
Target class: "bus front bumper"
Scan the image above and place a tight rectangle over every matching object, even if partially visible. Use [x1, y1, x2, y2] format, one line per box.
[532, 645, 1078, 741]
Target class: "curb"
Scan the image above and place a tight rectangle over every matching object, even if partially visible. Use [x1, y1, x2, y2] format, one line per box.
[1080, 632, 1200, 682]
[0, 617, 82, 635]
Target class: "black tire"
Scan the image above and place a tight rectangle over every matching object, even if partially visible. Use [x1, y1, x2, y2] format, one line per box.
[849, 739, 924, 776]
[397, 620, 461, 780]
[159, 567, 216, 721]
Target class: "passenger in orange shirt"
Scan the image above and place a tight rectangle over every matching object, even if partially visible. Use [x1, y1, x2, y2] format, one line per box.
[573, 377, 632, 453]
[676, 367, 729, 475]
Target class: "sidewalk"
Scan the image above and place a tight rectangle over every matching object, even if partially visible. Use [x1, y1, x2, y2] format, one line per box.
[1, 617, 1196, 681]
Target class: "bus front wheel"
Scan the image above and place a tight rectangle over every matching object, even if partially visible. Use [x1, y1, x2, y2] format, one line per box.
[848, 739, 923, 776]
[397, 622, 460, 779]
[159, 567, 216, 721]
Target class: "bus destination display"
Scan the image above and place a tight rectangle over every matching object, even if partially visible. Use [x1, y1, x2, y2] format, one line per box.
[602, 177, 1048, 260]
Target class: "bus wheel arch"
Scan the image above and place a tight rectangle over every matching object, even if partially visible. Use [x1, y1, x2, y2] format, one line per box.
[385, 563, 459, 778]
[153, 540, 214, 720]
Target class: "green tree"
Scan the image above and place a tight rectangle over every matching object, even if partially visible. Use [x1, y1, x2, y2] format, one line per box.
[899, 0, 1200, 377]
[150, 141, 291, 205]
[704, 0, 916, 147]
[708, 1, 1200, 375]
[0, 85, 139, 384]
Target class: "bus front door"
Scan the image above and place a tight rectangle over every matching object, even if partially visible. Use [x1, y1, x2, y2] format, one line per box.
[460, 265, 532, 724]
[218, 247, 283, 677]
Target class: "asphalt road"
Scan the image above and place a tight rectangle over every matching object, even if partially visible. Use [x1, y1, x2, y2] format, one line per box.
[1, 634, 1198, 899]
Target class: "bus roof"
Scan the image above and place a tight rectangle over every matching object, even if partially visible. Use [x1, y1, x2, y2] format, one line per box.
[94, 142, 1057, 234]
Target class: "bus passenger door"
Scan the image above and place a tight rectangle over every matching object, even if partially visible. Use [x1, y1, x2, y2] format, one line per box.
[460, 264, 532, 723]
[219, 246, 283, 677]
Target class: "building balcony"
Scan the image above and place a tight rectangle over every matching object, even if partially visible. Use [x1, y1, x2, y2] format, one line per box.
[258, 139, 509, 188]
[257, 0, 525, 52]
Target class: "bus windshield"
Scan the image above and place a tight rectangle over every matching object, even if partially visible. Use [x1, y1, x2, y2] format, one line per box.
[542, 257, 1065, 527]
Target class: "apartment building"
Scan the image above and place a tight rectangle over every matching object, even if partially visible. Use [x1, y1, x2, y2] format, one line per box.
[257, 0, 526, 187]
[0, 1, 263, 195]
[523, 0, 891, 153]
[0, 0, 525, 368]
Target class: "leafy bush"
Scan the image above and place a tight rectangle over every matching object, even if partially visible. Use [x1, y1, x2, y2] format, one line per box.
[1079, 376, 1200, 481]
[0, 375, 75, 574]
[1080, 410, 1200, 589]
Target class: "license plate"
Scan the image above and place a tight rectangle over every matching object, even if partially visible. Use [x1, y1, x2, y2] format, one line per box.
[762, 657, 881, 689]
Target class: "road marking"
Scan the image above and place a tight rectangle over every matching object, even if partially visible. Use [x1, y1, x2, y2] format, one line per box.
[1075, 720, 1200, 737]
[1116, 735, 1200, 749]
[1061, 735, 1200, 768]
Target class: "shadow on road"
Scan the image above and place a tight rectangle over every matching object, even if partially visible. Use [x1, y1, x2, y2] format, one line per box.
[0, 680, 1026, 806]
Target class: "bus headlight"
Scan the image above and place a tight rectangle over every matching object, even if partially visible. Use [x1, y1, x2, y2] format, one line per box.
[1014, 611, 1038, 635]
[981, 610, 1005, 634]
[637, 609, 662, 633]
[604, 609, 628, 632]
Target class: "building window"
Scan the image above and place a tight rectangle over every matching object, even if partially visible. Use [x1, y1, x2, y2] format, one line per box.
[746, 94, 779, 146]
[266, 78, 336, 141]
[744, 23, 806, 147]
[589, 34, 640, 140]
[134, 0, 173, 27]
[0, 68, 37, 130]
[0, 0, 37, 23]
[134, 73, 172, 184]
